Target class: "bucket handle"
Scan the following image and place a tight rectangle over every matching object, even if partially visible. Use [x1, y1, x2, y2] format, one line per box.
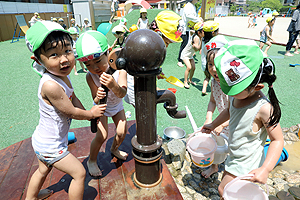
[224, 174, 269, 197]
[186, 129, 217, 147]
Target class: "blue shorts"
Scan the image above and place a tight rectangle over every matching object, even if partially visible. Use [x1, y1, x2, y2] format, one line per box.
[35, 147, 69, 167]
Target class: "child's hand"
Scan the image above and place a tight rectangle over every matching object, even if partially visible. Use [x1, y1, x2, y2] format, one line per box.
[96, 87, 106, 100]
[90, 104, 106, 118]
[248, 166, 269, 184]
[214, 125, 224, 136]
[100, 72, 117, 89]
[201, 123, 214, 134]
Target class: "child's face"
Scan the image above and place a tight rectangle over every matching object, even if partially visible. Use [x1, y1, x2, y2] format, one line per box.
[83, 53, 108, 76]
[39, 38, 75, 77]
[232, 88, 255, 99]
[141, 12, 147, 18]
[197, 30, 205, 38]
[207, 52, 219, 82]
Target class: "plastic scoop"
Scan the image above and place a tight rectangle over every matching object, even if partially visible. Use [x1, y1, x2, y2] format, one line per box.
[161, 74, 184, 88]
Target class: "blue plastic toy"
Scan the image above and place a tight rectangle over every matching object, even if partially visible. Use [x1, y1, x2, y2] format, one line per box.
[97, 23, 112, 36]
[68, 132, 76, 144]
[264, 139, 289, 166]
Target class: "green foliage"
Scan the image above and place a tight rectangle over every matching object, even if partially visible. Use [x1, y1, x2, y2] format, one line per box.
[261, 0, 283, 11]
[195, 0, 202, 11]
[247, 0, 261, 12]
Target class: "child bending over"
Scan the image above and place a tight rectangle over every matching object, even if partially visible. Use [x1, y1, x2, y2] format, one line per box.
[202, 39, 284, 197]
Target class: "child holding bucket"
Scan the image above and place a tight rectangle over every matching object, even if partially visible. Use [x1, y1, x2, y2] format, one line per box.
[201, 35, 230, 178]
[76, 30, 128, 177]
[202, 39, 284, 197]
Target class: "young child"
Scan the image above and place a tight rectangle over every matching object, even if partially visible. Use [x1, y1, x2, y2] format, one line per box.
[25, 21, 106, 200]
[69, 27, 88, 75]
[202, 39, 284, 197]
[58, 18, 67, 29]
[76, 30, 128, 177]
[119, 17, 130, 36]
[201, 35, 230, 178]
[294, 34, 300, 54]
[181, 22, 204, 89]
[109, 25, 127, 51]
[248, 14, 254, 28]
[137, 8, 149, 29]
[81, 18, 92, 32]
[70, 18, 80, 33]
[259, 17, 276, 57]
[201, 21, 219, 95]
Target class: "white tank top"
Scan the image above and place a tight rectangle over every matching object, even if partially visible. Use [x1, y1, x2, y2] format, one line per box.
[32, 73, 73, 154]
[89, 70, 124, 117]
[139, 18, 148, 29]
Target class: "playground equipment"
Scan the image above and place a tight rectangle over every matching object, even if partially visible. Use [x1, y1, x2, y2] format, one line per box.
[97, 23, 112, 35]
[11, 15, 29, 43]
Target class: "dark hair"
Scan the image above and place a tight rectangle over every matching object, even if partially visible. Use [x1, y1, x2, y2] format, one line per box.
[248, 58, 281, 127]
[140, 13, 147, 19]
[34, 31, 73, 60]
[203, 28, 219, 43]
[149, 19, 157, 31]
[204, 48, 219, 79]
[297, 4, 300, 9]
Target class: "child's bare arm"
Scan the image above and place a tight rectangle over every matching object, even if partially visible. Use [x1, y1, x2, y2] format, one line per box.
[110, 39, 118, 50]
[205, 92, 216, 124]
[249, 103, 284, 184]
[42, 80, 106, 120]
[72, 92, 85, 110]
[86, 73, 106, 104]
[136, 19, 140, 28]
[101, 70, 127, 98]
[192, 36, 201, 51]
[266, 26, 275, 41]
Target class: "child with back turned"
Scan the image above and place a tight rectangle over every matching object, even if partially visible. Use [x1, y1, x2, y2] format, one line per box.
[202, 40, 284, 197]
[25, 21, 106, 200]
[76, 30, 128, 177]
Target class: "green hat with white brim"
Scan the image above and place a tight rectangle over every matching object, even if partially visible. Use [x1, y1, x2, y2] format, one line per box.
[68, 27, 78, 35]
[75, 30, 108, 62]
[203, 35, 230, 56]
[214, 39, 264, 96]
[25, 21, 70, 53]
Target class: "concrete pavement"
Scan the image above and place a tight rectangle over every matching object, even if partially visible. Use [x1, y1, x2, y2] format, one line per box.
[214, 16, 292, 46]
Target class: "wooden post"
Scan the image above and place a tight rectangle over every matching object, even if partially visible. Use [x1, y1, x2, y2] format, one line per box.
[89, 0, 96, 30]
[201, 0, 206, 20]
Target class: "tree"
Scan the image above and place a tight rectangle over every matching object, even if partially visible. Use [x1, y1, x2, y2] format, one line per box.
[247, 0, 261, 12]
[260, 0, 282, 11]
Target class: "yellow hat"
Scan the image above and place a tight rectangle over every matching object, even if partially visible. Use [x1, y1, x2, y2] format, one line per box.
[194, 22, 204, 31]
[84, 18, 89, 21]
[52, 18, 57, 22]
[266, 17, 273, 23]
[34, 12, 39, 15]
[140, 8, 147, 13]
[272, 11, 279, 16]
[155, 10, 183, 43]
[203, 21, 219, 32]
[58, 18, 64, 22]
[71, 18, 75, 21]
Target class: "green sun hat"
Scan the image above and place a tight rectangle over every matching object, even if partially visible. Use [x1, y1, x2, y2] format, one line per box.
[68, 27, 78, 35]
[25, 21, 70, 53]
[75, 30, 108, 62]
[203, 35, 230, 56]
[214, 39, 264, 96]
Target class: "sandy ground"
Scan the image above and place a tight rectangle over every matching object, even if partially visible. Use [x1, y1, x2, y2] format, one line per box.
[214, 16, 292, 45]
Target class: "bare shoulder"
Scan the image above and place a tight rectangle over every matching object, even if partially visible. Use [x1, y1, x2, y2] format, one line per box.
[257, 101, 272, 124]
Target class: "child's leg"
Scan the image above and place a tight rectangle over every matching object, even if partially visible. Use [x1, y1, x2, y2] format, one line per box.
[202, 77, 210, 95]
[111, 110, 128, 160]
[73, 62, 78, 75]
[259, 42, 264, 50]
[25, 160, 52, 200]
[218, 170, 236, 197]
[88, 116, 108, 176]
[183, 58, 192, 88]
[188, 59, 196, 85]
[201, 164, 219, 178]
[264, 41, 272, 56]
[53, 153, 86, 200]
[79, 61, 88, 72]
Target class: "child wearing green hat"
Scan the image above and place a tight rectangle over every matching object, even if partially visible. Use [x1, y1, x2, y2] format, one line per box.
[202, 39, 284, 197]
[25, 21, 106, 200]
[259, 17, 276, 57]
[76, 30, 128, 177]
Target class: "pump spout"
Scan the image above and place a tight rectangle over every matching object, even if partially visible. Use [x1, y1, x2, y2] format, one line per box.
[157, 90, 186, 118]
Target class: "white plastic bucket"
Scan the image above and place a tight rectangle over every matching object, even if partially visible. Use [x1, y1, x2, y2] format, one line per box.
[213, 134, 229, 164]
[186, 132, 217, 168]
[223, 174, 269, 200]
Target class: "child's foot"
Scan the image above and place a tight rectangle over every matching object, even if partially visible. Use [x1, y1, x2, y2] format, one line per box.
[201, 164, 218, 178]
[188, 80, 197, 86]
[294, 51, 300, 54]
[74, 71, 78, 75]
[83, 69, 88, 73]
[87, 160, 102, 177]
[111, 149, 128, 160]
[285, 53, 294, 56]
[37, 189, 53, 199]
[184, 82, 190, 89]
[202, 92, 208, 96]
